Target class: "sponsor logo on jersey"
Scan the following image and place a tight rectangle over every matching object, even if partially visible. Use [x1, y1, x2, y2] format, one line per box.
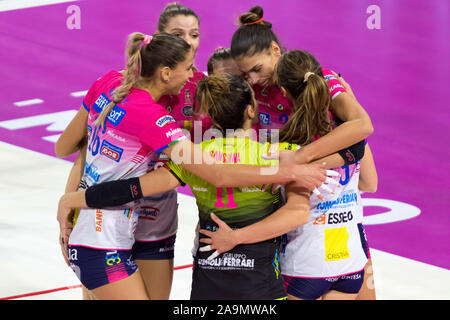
[92, 93, 110, 113]
[182, 105, 193, 117]
[85, 163, 101, 183]
[313, 211, 354, 225]
[166, 127, 182, 139]
[316, 191, 358, 211]
[197, 252, 255, 270]
[95, 209, 103, 232]
[184, 89, 192, 103]
[279, 113, 289, 124]
[327, 211, 354, 224]
[100, 140, 123, 162]
[106, 129, 125, 143]
[156, 115, 176, 127]
[276, 104, 284, 111]
[193, 186, 208, 192]
[313, 213, 327, 225]
[92, 93, 126, 126]
[259, 112, 271, 125]
[257, 100, 270, 107]
[107, 106, 126, 126]
[138, 206, 159, 221]
[329, 84, 345, 93]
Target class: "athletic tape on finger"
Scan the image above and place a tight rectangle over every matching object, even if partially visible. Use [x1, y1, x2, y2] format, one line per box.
[325, 177, 341, 186]
[320, 183, 334, 194]
[326, 170, 340, 177]
[207, 250, 220, 261]
[199, 245, 212, 252]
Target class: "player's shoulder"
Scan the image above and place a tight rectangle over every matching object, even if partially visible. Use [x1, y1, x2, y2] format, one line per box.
[191, 71, 206, 82]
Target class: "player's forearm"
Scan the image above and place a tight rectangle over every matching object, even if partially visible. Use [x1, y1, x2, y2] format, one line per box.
[64, 146, 86, 193]
[298, 121, 372, 164]
[171, 140, 296, 188]
[233, 204, 309, 245]
[60, 190, 87, 210]
[183, 162, 296, 188]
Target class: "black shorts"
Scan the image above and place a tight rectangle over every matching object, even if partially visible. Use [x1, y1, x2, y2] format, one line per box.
[131, 235, 176, 260]
[191, 237, 286, 300]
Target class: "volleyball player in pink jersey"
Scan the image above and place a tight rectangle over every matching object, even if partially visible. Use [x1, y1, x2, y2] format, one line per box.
[56, 3, 205, 300]
[230, 6, 373, 161]
[129, 3, 205, 300]
[55, 32, 194, 299]
[218, 6, 375, 298]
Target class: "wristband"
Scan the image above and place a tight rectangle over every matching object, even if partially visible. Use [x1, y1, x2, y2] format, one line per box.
[85, 177, 143, 208]
[338, 139, 365, 165]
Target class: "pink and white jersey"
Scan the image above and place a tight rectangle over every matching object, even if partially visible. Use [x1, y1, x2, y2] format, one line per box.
[159, 71, 205, 132]
[69, 70, 186, 250]
[254, 67, 346, 131]
[281, 161, 367, 278]
[133, 71, 204, 242]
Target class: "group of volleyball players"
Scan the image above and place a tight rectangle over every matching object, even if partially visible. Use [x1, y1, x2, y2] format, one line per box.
[55, 3, 378, 300]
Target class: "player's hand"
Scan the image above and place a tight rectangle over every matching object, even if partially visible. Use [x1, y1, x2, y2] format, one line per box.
[57, 195, 73, 229]
[58, 224, 72, 267]
[198, 213, 237, 260]
[263, 149, 340, 198]
[57, 195, 73, 266]
[291, 163, 340, 199]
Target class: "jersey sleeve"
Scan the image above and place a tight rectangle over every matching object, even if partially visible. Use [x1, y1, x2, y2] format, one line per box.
[82, 71, 120, 112]
[82, 76, 104, 112]
[138, 107, 187, 154]
[322, 68, 346, 100]
[164, 160, 187, 186]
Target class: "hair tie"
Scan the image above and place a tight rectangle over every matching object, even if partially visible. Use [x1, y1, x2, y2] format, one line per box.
[143, 35, 152, 45]
[214, 46, 224, 52]
[303, 72, 315, 83]
[245, 17, 264, 26]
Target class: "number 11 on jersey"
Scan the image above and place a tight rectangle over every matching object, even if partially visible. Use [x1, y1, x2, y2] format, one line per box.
[214, 187, 237, 208]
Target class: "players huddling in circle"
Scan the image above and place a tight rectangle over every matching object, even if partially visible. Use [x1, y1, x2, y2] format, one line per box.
[56, 3, 378, 300]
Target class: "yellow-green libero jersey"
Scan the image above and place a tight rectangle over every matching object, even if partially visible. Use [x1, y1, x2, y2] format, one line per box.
[166, 137, 298, 227]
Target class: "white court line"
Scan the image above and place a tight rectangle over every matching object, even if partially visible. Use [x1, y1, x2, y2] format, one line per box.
[70, 90, 88, 98]
[0, 0, 78, 12]
[42, 134, 61, 143]
[13, 98, 44, 107]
